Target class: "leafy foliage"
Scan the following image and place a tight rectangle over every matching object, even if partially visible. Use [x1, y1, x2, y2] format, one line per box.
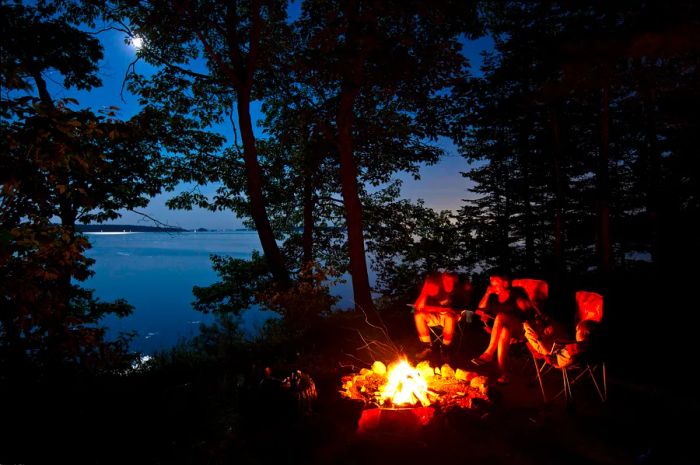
[452, 0, 700, 277]
[0, 2, 175, 374]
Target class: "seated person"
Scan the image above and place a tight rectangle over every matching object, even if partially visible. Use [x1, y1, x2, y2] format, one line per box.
[414, 271, 471, 363]
[524, 319, 601, 368]
[471, 271, 533, 384]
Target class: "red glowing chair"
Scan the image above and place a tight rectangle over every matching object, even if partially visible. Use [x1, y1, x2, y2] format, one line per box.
[509, 279, 550, 365]
[407, 305, 473, 350]
[575, 291, 603, 324]
[409, 274, 474, 352]
[512, 278, 549, 321]
[474, 279, 550, 373]
[531, 290, 607, 403]
[475, 278, 549, 331]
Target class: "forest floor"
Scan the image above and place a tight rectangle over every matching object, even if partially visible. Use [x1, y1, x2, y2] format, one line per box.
[2, 309, 697, 465]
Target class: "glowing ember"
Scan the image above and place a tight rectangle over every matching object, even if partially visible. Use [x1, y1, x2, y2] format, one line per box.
[379, 359, 432, 407]
[340, 359, 489, 412]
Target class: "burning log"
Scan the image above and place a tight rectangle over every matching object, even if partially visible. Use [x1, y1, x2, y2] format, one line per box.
[340, 358, 489, 411]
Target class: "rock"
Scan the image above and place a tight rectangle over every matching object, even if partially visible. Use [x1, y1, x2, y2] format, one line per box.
[470, 375, 489, 394]
[371, 361, 387, 376]
[416, 361, 434, 379]
[440, 364, 455, 378]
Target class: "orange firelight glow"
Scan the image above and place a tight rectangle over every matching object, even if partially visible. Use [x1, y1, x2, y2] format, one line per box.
[379, 360, 432, 407]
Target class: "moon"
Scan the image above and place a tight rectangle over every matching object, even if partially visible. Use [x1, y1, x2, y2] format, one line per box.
[130, 36, 143, 49]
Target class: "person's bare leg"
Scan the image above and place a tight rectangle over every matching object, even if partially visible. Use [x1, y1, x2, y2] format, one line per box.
[479, 315, 503, 361]
[414, 313, 432, 344]
[497, 326, 512, 377]
[442, 315, 455, 346]
[414, 313, 436, 361]
[472, 316, 503, 365]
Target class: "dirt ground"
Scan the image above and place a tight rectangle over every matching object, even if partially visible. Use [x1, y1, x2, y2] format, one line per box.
[266, 321, 699, 465]
[2, 313, 696, 465]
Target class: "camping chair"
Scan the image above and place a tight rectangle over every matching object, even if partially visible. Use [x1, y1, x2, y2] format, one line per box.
[409, 273, 474, 353]
[476, 278, 549, 332]
[473, 278, 549, 373]
[532, 291, 607, 404]
[509, 279, 549, 367]
[407, 304, 474, 351]
[512, 279, 549, 320]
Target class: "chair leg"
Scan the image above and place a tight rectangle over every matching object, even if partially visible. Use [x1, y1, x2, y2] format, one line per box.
[534, 357, 547, 402]
[429, 325, 443, 346]
[548, 367, 573, 404]
[602, 362, 607, 400]
[588, 363, 607, 402]
[456, 321, 465, 353]
[562, 368, 568, 401]
[551, 363, 607, 404]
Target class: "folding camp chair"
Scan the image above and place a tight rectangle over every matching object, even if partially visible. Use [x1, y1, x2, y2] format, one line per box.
[531, 291, 607, 403]
[512, 278, 549, 320]
[474, 278, 549, 331]
[508, 279, 550, 368]
[407, 304, 474, 351]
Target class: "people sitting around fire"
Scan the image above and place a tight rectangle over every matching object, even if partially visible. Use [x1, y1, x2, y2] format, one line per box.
[524, 319, 601, 368]
[414, 271, 472, 364]
[470, 271, 533, 384]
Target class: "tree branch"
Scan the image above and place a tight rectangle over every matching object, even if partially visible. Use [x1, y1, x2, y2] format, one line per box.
[228, 105, 245, 159]
[246, 0, 262, 85]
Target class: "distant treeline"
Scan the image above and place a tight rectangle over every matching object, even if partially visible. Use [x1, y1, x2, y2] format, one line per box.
[76, 224, 188, 233]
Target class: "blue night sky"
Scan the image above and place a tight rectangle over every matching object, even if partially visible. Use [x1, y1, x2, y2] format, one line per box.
[45, 19, 493, 230]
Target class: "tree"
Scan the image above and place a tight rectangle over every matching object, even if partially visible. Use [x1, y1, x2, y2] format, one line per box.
[295, 0, 481, 311]
[112, 0, 292, 285]
[454, 0, 700, 280]
[1, 2, 146, 372]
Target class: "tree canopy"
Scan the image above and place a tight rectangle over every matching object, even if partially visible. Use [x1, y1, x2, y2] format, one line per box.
[2, 0, 699, 374]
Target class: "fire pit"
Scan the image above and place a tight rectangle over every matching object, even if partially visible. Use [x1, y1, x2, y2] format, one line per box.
[341, 358, 489, 433]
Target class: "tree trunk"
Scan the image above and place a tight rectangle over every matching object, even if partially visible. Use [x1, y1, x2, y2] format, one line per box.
[549, 107, 565, 276]
[31, 70, 54, 109]
[237, 91, 290, 285]
[494, 156, 512, 271]
[517, 130, 534, 271]
[597, 85, 613, 273]
[642, 87, 660, 266]
[336, 90, 375, 313]
[301, 143, 316, 265]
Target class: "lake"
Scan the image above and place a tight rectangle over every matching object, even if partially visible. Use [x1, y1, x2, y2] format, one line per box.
[85, 231, 355, 354]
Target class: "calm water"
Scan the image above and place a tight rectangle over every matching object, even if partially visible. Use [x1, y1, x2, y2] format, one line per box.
[85, 231, 355, 354]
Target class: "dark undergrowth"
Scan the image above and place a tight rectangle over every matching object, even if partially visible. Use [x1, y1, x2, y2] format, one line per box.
[2, 274, 696, 465]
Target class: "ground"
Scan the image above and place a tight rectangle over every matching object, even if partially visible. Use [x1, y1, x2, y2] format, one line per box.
[1, 309, 696, 464]
[210, 312, 697, 465]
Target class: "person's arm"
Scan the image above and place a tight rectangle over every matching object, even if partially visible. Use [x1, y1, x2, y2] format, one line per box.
[477, 286, 493, 310]
[475, 287, 495, 323]
[416, 290, 459, 314]
[413, 282, 430, 312]
[552, 346, 573, 368]
[414, 278, 441, 312]
[524, 322, 548, 356]
[548, 343, 577, 368]
[516, 296, 530, 312]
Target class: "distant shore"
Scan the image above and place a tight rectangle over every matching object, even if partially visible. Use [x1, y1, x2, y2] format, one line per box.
[77, 224, 188, 233]
[76, 224, 257, 233]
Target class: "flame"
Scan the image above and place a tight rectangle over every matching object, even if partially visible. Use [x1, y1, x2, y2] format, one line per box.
[379, 359, 432, 407]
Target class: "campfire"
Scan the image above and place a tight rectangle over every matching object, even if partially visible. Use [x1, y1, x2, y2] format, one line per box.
[341, 358, 489, 411]
[379, 359, 432, 407]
